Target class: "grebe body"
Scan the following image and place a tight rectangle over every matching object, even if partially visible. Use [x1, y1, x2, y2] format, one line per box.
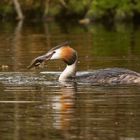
[76, 68, 140, 85]
[28, 42, 140, 85]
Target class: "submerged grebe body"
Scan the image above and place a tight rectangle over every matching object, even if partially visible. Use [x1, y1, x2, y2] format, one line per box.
[28, 42, 140, 85]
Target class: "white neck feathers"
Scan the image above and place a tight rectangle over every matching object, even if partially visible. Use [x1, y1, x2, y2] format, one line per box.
[59, 60, 77, 81]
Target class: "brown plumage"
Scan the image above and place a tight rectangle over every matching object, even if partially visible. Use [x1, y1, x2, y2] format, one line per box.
[60, 46, 77, 65]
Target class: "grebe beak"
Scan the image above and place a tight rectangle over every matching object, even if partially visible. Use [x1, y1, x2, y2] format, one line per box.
[27, 51, 55, 69]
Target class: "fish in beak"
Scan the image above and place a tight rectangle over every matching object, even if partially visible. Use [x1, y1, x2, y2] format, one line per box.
[28, 41, 73, 69]
[27, 51, 55, 69]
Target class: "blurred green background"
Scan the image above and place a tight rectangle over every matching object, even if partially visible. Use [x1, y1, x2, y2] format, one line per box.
[0, 0, 140, 22]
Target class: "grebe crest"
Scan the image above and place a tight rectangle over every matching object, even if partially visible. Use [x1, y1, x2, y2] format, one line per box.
[50, 44, 77, 65]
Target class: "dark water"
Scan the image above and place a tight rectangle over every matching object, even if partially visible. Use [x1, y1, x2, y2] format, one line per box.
[0, 21, 140, 140]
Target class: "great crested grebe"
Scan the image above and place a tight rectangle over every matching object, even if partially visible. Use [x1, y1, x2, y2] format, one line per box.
[28, 42, 140, 85]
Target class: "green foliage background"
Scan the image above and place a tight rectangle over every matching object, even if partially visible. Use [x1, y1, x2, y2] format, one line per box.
[0, 0, 140, 21]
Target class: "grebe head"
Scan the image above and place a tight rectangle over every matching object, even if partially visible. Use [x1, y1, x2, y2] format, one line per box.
[28, 42, 78, 81]
[28, 42, 77, 68]
[50, 42, 77, 65]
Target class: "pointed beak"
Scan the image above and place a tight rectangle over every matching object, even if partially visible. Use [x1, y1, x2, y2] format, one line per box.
[27, 51, 55, 69]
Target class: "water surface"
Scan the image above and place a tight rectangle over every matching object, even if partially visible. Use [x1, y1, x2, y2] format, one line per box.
[0, 21, 140, 140]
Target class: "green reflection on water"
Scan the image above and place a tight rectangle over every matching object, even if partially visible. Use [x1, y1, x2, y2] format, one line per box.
[0, 21, 140, 72]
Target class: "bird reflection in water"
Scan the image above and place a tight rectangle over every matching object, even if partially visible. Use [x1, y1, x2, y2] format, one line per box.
[52, 82, 77, 132]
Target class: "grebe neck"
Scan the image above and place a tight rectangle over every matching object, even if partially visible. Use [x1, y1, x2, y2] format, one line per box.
[59, 60, 77, 82]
